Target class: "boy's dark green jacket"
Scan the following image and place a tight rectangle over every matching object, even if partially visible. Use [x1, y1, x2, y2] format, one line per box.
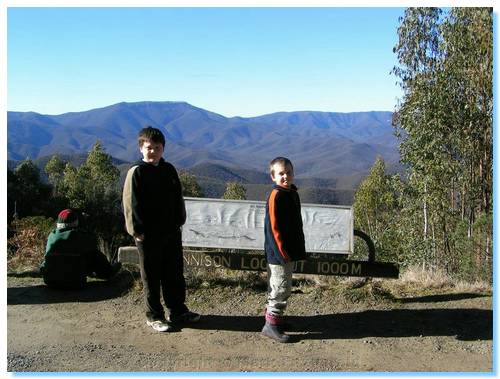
[122, 158, 186, 239]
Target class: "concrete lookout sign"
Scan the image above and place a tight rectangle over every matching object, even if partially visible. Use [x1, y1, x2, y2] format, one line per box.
[118, 197, 399, 278]
[183, 197, 353, 254]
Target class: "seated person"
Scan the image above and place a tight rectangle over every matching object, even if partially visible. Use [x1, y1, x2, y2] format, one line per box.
[40, 209, 121, 288]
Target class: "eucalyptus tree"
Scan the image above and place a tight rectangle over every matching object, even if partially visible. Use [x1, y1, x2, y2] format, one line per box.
[392, 7, 444, 243]
[392, 7, 492, 279]
[441, 8, 493, 274]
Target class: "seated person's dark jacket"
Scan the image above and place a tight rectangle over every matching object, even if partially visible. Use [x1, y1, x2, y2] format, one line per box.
[40, 227, 109, 288]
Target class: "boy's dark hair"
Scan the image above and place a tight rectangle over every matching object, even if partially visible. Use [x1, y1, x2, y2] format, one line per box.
[138, 126, 166, 147]
[269, 156, 294, 176]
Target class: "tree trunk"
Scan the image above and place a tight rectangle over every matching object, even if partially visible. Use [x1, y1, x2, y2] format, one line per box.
[423, 183, 428, 239]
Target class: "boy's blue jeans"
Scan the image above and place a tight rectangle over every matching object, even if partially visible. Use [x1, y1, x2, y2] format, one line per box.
[266, 262, 294, 316]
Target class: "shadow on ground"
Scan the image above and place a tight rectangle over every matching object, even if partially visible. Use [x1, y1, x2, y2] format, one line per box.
[395, 293, 490, 303]
[7, 271, 135, 305]
[188, 307, 492, 342]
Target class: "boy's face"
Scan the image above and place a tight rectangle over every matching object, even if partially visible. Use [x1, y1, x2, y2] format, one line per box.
[140, 140, 164, 165]
[270, 162, 294, 188]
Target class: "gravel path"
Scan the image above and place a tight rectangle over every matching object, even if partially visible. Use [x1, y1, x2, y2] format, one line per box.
[7, 269, 493, 373]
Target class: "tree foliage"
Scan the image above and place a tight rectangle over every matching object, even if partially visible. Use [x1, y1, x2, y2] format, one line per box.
[222, 182, 247, 200]
[8, 160, 52, 219]
[60, 142, 119, 208]
[353, 157, 399, 263]
[179, 171, 204, 197]
[389, 7, 492, 281]
[50, 142, 124, 259]
[45, 155, 66, 196]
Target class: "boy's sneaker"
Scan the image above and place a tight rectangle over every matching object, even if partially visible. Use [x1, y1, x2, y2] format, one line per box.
[169, 311, 201, 324]
[146, 319, 173, 332]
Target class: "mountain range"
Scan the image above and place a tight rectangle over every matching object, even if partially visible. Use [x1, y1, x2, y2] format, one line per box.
[7, 101, 401, 204]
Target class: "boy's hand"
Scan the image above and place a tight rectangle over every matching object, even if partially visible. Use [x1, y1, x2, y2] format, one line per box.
[134, 234, 144, 242]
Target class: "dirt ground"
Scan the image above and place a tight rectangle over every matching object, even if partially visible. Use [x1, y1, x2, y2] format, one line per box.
[7, 266, 493, 374]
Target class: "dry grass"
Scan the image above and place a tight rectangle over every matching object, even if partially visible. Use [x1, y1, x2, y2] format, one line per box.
[7, 228, 46, 273]
[399, 265, 454, 289]
[185, 265, 268, 291]
[289, 265, 492, 304]
[7, 216, 55, 273]
[121, 261, 492, 302]
[382, 265, 492, 298]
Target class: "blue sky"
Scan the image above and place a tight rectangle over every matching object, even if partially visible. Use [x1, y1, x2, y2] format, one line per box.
[7, 7, 406, 117]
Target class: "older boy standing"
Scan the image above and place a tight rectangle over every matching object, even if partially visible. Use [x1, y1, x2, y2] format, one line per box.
[262, 156, 306, 343]
[122, 126, 200, 332]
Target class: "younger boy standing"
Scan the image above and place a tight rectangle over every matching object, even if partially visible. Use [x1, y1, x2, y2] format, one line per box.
[262, 157, 306, 343]
[122, 126, 200, 332]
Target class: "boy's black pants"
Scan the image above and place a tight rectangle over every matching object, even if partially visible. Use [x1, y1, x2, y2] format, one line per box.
[135, 230, 189, 321]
